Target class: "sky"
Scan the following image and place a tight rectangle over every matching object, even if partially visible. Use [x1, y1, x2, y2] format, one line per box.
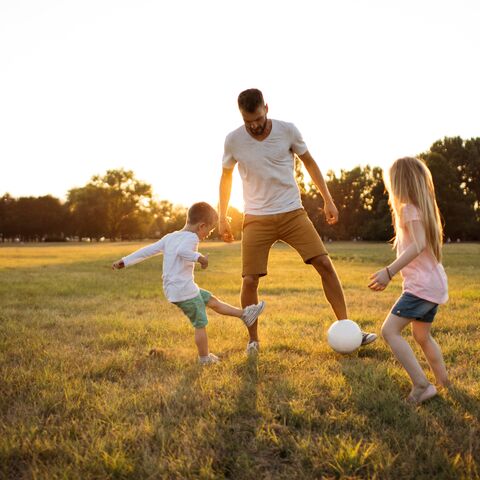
[1, 0, 479, 210]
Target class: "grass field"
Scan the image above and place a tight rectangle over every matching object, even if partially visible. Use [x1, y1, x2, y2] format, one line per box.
[1, 241, 479, 479]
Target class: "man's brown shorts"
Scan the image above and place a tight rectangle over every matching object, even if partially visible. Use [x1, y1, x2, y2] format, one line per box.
[241, 208, 328, 277]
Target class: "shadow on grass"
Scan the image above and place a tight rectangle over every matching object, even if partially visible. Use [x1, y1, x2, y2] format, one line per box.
[211, 355, 260, 478]
[340, 355, 480, 478]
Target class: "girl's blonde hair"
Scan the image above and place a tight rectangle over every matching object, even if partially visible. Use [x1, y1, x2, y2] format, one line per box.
[384, 157, 443, 262]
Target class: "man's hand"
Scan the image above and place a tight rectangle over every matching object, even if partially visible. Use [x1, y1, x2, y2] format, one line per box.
[368, 268, 390, 291]
[198, 254, 209, 269]
[324, 199, 339, 225]
[218, 217, 234, 243]
[112, 260, 125, 270]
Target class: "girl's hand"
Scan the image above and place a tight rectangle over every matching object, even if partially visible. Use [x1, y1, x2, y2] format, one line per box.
[368, 268, 390, 291]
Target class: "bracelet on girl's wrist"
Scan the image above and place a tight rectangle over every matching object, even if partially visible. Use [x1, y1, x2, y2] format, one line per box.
[385, 266, 393, 280]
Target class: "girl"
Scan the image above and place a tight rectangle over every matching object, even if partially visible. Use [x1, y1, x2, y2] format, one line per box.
[368, 157, 449, 404]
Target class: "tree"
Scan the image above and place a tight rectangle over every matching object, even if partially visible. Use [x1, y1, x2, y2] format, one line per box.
[67, 185, 111, 239]
[357, 166, 392, 241]
[147, 200, 187, 238]
[421, 137, 480, 240]
[0, 194, 16, 241]
[67, 169, 154, 240]
[422, 152, 478, 240]
[0, 195, 67, 241]
[428, 136, 480, 202]
[300, 165, 392, 241]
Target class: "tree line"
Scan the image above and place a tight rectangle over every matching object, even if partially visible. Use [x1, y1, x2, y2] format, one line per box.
[1, 137, 479, 242]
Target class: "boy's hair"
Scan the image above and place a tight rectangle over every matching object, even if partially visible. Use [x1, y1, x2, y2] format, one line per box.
[238, 88, 265, 113]
[187, 202, 218, 225]
[384, 157, 443, 262]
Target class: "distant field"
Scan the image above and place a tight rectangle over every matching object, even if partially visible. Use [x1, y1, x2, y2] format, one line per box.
[1, 241, 479, 479]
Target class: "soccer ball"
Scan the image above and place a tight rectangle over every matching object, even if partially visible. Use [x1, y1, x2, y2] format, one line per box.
[327, 319, 363, 354]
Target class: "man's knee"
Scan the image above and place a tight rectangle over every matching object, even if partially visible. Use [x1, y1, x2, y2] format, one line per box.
[242, 275, 260, 290]
[310, 255, 335, 274]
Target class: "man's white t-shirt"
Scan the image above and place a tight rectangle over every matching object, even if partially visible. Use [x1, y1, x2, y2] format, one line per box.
[122, 231, 201, 303]
[222, 119, 308, 215]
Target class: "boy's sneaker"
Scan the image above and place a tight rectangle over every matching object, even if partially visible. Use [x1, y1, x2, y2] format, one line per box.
[198, 353, 220, 365]
[241, 301, 266, 327]
[361, 332, 377, 346]
[246, 340, 260, 356]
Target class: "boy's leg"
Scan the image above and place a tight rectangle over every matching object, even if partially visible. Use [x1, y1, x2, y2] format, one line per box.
[309, 255, 348, 320]
[174, 293, 212, 360]
[194, 327, 209, 357]
[411, 321, 449, 387]
[207, 295, 243, 318]
[381, 313, 433, 398]
[207, 295, 265, 329]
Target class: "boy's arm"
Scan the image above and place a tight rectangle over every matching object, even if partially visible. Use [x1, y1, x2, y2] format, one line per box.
[298, 151, 338, 225]
[368, 220, 427, 290]
[119, 238, 166, 268]
[177, 236, 203, 263]
[112, 259, 125, 270]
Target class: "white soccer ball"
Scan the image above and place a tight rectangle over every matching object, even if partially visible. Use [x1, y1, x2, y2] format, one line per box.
[327, 319, 363, 354]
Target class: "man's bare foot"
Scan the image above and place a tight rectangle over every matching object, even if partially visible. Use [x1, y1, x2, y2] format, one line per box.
[407, 383, 437, 405]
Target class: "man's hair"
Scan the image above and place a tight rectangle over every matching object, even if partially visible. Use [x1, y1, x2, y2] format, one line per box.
[238, 88, 264, 113]
[187, 202, 218, 225]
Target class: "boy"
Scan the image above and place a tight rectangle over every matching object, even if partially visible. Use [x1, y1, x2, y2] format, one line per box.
[112, 202, 265, 364]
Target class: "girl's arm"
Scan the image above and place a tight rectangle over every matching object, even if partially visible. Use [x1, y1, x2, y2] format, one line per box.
[388, 220, 427, 275]
[368, 220, 426, 290]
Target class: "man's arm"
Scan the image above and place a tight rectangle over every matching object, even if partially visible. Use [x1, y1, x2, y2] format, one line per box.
[298, 150, 339, 225]
[218, 167, 235, 242]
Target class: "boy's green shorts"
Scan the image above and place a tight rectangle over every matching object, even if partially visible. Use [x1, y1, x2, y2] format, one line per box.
[173, 289, 212, 329]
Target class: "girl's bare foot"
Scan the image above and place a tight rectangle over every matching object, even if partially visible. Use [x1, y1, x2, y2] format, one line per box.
[149, 348, 166, 358]
[407, 383, 437, 405]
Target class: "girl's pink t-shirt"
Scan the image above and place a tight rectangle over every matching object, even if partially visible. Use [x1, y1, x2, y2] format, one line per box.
[397, 204, 448, 304]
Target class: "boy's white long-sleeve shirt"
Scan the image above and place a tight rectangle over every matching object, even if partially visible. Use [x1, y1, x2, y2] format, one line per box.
[122, 231, 202, 303]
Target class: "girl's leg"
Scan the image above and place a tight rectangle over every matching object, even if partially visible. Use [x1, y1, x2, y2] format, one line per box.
[381, 313, 435, 401]
[194, 327, 209, 357]
[411, 321, 449, 387]
[207, 295, 243, 318]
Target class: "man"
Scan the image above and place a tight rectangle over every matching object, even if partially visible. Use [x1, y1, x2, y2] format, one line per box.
[218, 88, 376, 354]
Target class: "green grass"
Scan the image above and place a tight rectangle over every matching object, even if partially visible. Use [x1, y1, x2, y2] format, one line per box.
[1, 241, 479, 479]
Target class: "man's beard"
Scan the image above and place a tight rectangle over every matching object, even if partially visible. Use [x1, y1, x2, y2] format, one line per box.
[249, 118, 268, 135]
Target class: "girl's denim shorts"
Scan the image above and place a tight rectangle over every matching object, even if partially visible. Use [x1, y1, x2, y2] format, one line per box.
[391, 292, 439, 323]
